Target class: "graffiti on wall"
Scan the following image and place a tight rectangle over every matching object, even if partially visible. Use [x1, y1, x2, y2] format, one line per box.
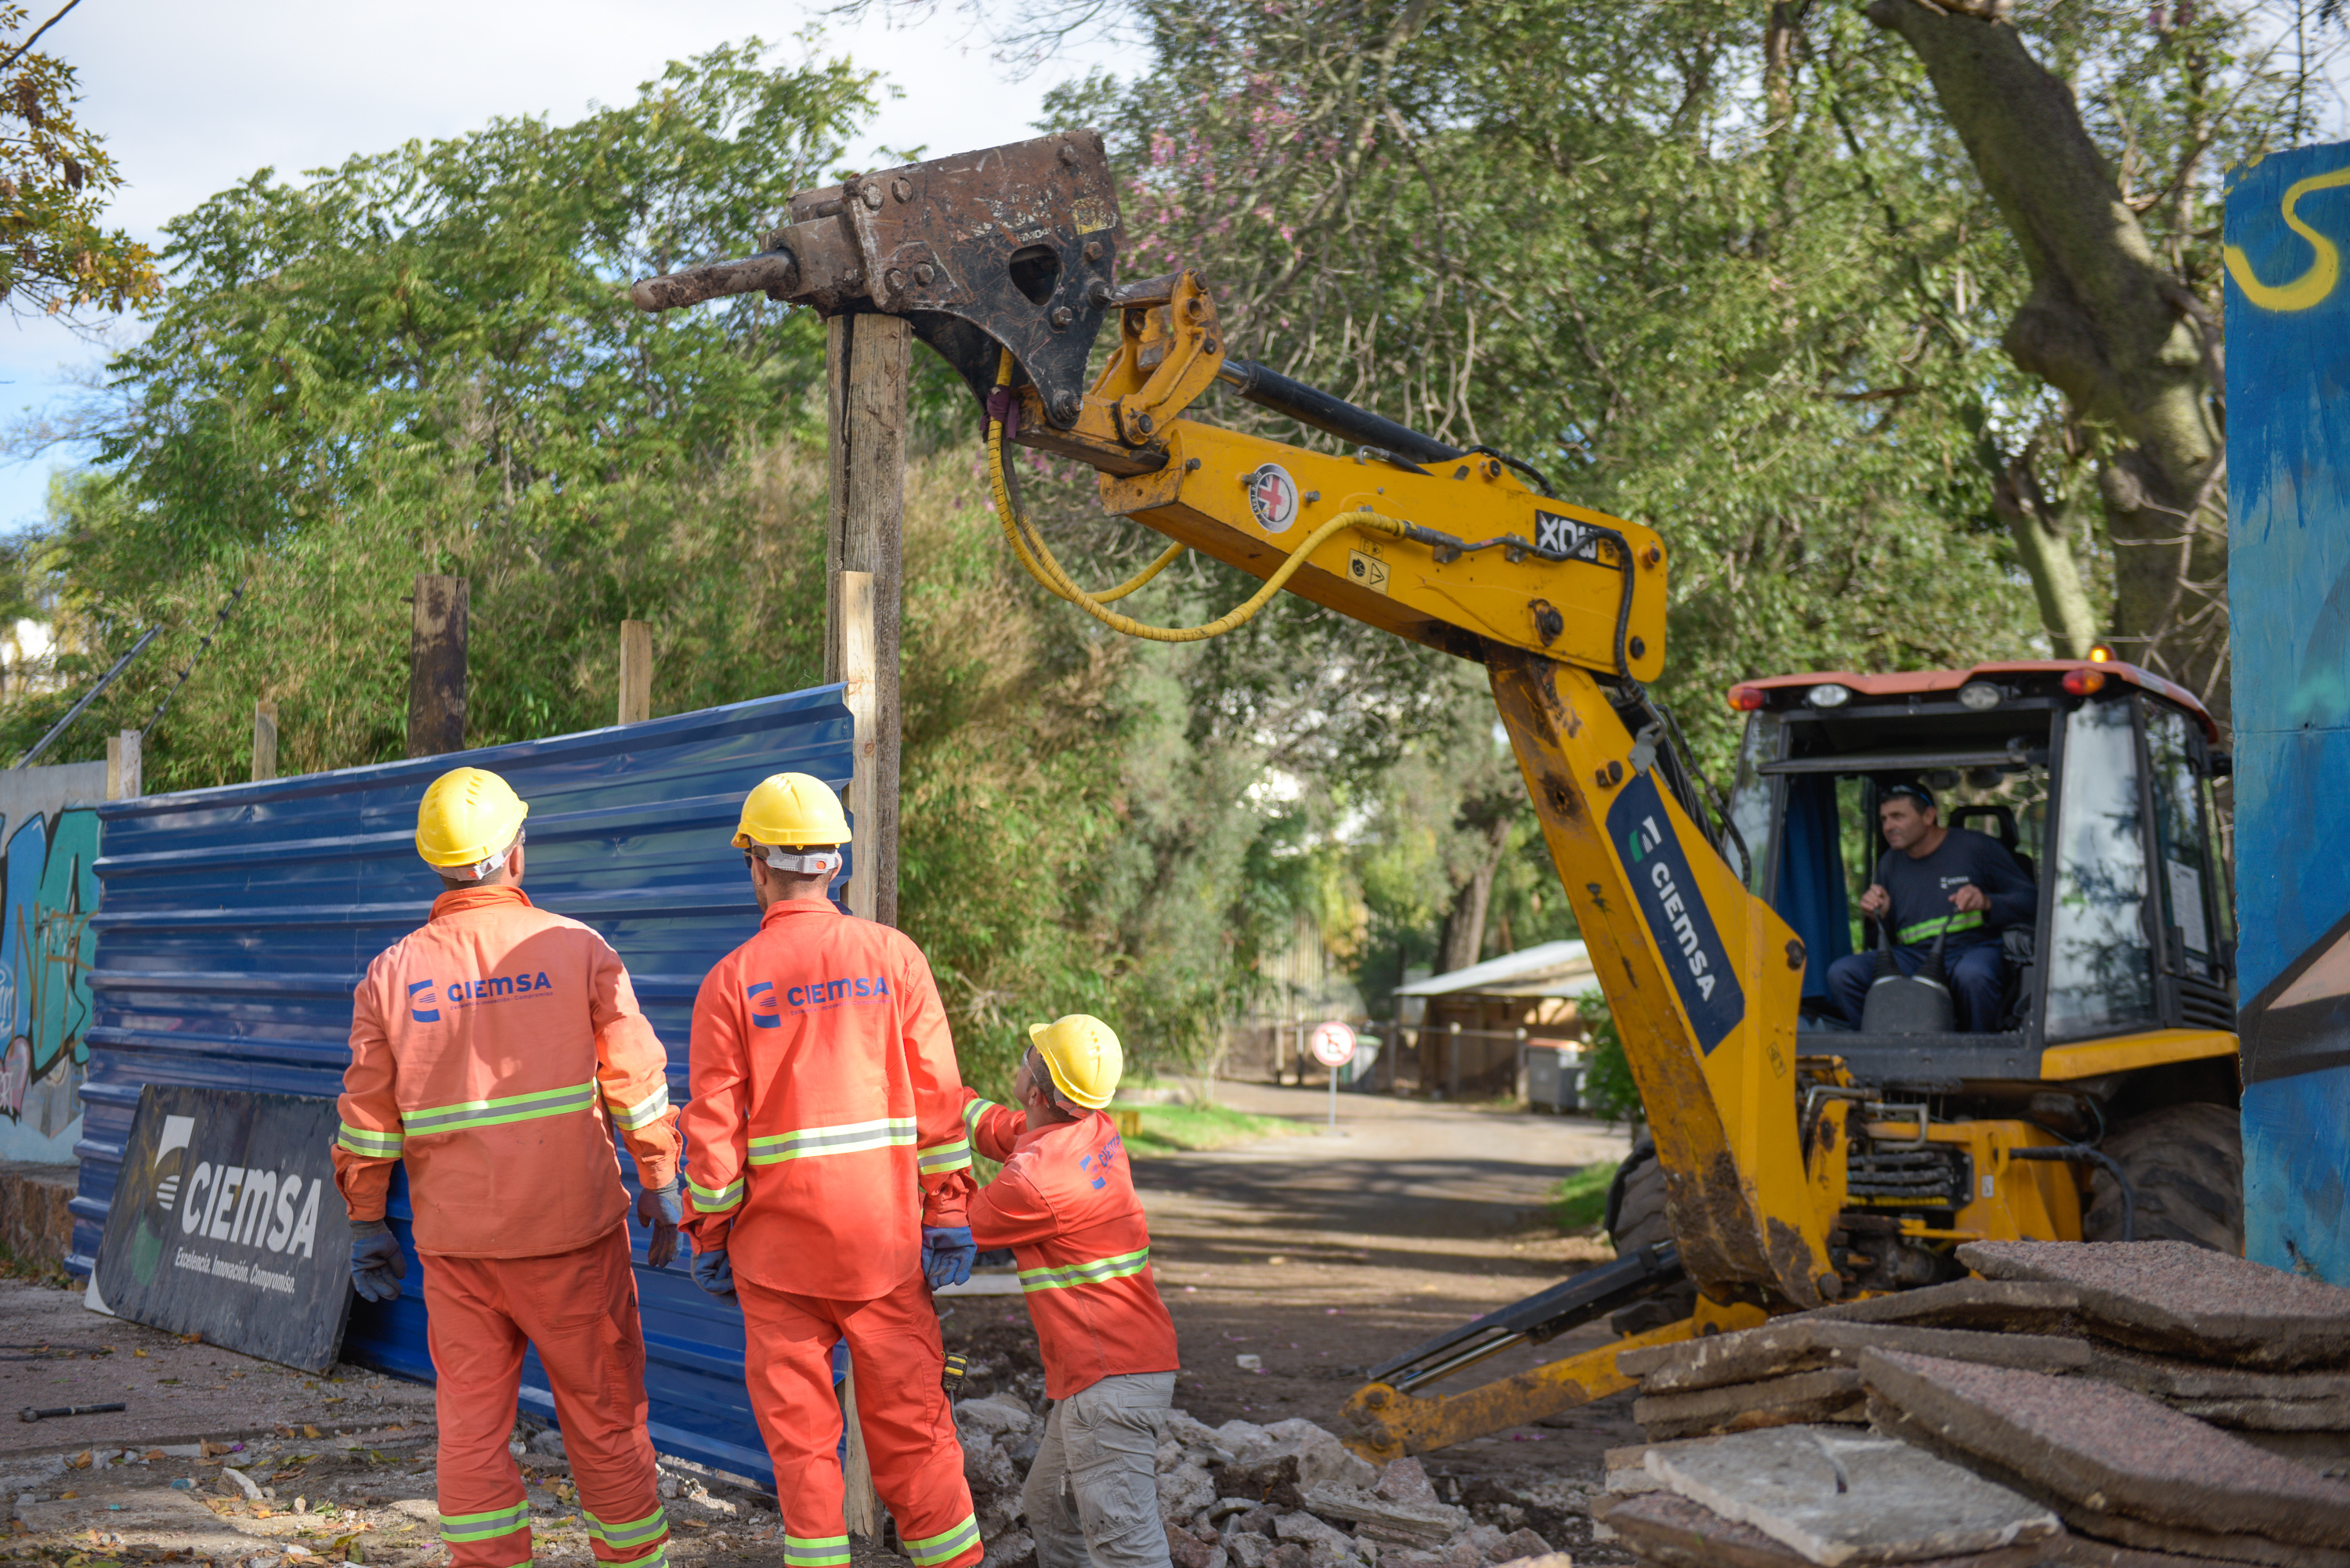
[0, 809, 103, 1141]
[2225, 139, 2350, 1279]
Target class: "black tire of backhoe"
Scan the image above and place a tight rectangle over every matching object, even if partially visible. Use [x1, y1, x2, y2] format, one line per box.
[2083, 1100, 2244, 1252]
[1607, 1136, 1698, 1335]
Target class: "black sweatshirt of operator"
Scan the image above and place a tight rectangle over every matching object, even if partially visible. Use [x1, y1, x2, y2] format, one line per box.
[1871, 827, 2037, 952]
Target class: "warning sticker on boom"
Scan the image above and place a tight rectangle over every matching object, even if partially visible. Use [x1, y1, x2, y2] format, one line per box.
[1605, 773, 1745, 1054]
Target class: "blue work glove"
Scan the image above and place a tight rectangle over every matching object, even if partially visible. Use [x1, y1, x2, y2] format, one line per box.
[349, 1219, 407, 1303]
[921, 1225, 977, 1289]
[634, 1178, 685, 1270]
[692, 1247, 736, 1298]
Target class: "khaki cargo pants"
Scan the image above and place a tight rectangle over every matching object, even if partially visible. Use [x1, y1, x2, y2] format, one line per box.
[1020, 1371, 1177, 1568]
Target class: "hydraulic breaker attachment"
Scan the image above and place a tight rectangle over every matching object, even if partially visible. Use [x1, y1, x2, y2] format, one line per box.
[1363, 1242, 1688, 1394]
[1341, 1295, 1766, 1464]
[630, 130, 1123, 428]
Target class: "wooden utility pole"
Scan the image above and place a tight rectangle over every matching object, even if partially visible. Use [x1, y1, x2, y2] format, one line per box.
[407, 576, 468, 758]
[105, 730, 141, 800]
[617, 620, 654, 725]
[252, 701, 279, 782]
[824, 312, 909, 928]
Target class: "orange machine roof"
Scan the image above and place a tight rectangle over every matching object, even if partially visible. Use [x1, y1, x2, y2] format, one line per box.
[1731, 661, 2220, 742]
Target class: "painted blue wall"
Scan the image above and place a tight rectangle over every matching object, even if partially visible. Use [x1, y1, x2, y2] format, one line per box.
[2226, 140, 2350, 1278]
[71, 688, 856, 1482]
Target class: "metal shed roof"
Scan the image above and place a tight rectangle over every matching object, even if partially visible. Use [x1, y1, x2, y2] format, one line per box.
[1392, 940, 1595, 999]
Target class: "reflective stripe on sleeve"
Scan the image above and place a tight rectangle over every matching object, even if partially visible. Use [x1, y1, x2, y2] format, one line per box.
[904, 1516, 980, 1568]
[917, 1137, 973, 1175]
[1018, 1246, 1152, 1292]
[961, 1098, 1003, 1140]
[747, 1117, 916, 1164]
[585, 1507, 670, 1550]
[403, 1080, 598, 1136]
[439, 1502, 530, 1543]
[609, 1082, 672, 1131]
[689, 1176, 745, 1214]
[337, 1123, 403, 1158]
[783, 1535, 852, 1568]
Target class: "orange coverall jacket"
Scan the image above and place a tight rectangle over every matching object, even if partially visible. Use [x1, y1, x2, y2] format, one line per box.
[333, 885, 681, 1258]
[962, 1093, 1180, 1400]
[679, 896, 974, 1299]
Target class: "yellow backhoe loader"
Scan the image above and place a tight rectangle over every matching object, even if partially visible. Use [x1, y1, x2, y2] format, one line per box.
[632, 130, 2243, 1463]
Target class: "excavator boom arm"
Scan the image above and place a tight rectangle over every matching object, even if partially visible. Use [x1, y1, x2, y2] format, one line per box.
[631, 125, 1835, 1344]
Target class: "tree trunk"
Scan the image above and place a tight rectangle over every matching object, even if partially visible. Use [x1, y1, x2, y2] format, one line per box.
[1866, 2, 2229, 727]
[1437, 818, 1513, 974]
[1990, 443, 2100, 657]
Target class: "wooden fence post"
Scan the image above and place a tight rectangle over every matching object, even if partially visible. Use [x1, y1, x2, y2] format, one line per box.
[105, 730, 141, 800]
[618, 620, 653, 726]
[407, 575, 468, 758]
[824, 312, 908, 928]
[253, 701, 279, 782]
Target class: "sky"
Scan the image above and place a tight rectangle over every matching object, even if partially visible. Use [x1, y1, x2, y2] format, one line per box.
[0, 0, 1126, 534]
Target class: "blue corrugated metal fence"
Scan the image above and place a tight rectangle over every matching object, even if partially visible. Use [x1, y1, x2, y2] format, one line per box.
[71, 687, 858, 1483]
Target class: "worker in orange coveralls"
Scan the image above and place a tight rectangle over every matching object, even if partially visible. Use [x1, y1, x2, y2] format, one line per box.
[960, 1015, 1180, 1568]
[680, 771, 984, 1568]
[334, 766, 682, 1568]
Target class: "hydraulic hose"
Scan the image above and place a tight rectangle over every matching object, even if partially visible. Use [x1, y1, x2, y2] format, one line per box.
[988, 351, 1414, 643]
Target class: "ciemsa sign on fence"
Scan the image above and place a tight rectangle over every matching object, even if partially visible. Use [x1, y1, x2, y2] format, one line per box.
[93, 1085, 356, 1371]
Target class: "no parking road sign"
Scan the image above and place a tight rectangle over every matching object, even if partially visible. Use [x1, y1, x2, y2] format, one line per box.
[1309, 1021, 1357, 1068]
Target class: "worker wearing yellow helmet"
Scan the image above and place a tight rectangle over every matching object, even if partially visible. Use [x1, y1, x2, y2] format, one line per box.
[679, 771, 986, 1568]
[959, 1014, 1180, 1568]
[334, 765, 683, 1568]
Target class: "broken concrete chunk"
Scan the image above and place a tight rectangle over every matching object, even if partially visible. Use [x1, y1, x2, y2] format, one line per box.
[1873, 1393, 2350, 1568]
[1958, 1241, 2350, 1371]
[1635, 1367, 1870, 1440]
[1160, 1461, 1220, 1522]
[1624, 1319, 2093, 1394]
[1275, 1507, 1365, 1565]
[1264, 1418, 1382, 1490]
[1487, 1528, 1555, 1562]
[958, 1393, 1039, 1437]
[1860, 1348, 2350, 1549]
[1295, 1480, 1468, 1546]
[1592, 1490, 2066, 1568]
[1807, 1278, 2085, 1334]
[1646, 1423, 2061, 1566]
[1373, 1456, 1439, 1508]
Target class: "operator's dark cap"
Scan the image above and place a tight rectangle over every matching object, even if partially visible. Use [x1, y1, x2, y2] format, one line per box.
[1882, 782, 1936, 812]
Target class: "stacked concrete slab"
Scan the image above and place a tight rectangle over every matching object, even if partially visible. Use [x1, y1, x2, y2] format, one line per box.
[1593, 1242, 2350, 1567]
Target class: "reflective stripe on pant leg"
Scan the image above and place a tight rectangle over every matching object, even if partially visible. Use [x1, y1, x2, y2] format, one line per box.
[598, 1541, 671, 1568]
[783, 1535, 853, 1567]
[585, 1508, 671, 1552]
[498, 1227, 664, 1568]
[439, 1504, 531, 1543]
[421, 1253, 533, 1568]
[905, 1516, 982, 1567]
[837, 1273, 981, 1568]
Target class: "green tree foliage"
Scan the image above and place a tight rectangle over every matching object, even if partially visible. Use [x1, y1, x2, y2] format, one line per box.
[0, 2, 157, 315]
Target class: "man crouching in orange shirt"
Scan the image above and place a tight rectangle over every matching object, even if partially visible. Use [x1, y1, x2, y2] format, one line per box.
[334, 767, 682, 1568]
[960, 1016, 1181, 1568]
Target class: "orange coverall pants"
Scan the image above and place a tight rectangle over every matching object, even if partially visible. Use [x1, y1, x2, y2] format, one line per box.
[423, 1225, 670, 1568]
[739, 1270, 982, 1568]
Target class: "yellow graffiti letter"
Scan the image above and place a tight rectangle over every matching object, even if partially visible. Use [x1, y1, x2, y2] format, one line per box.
[2225, 164, 2350, 313]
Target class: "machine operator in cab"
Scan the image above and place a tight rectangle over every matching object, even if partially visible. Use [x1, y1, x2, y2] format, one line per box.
[1825, 782, 2036, 1034]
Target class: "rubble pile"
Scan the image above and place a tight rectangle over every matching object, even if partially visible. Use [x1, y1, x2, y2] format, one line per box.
[951, 1392, 1567, 1568]
[1593, 1241, 2350, 1568]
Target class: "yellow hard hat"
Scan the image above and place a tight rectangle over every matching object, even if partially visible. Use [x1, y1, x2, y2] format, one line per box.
[1029, 1014, 1123, 1111]
[732, 771, 851, 849]
[417, 767, 529, 873]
